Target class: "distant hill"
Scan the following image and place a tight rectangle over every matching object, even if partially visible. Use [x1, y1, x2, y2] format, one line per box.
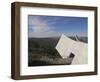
[69, 36, 88, 43]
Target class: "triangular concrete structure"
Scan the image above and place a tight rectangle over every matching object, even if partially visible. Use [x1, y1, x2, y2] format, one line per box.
[55, 34, 88, 64]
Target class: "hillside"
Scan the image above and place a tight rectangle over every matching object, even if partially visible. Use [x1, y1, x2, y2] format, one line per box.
[28, 36, 88, 66]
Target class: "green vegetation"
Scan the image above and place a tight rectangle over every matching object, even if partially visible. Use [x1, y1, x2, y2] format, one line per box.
[28, 37, 62, 66]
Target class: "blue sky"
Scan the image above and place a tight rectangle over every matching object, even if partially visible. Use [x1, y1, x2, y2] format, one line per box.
[28, 15, 88, 38]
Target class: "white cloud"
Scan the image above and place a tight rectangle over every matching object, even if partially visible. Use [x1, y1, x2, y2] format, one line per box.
[31, 17, 50, 32]
[28, 16, 61, 38]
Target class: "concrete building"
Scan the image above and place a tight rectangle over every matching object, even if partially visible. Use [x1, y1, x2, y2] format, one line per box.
[56, 34, 88, 65]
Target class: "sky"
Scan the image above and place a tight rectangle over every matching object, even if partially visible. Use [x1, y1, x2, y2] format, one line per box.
[28, 15, 88, 38]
